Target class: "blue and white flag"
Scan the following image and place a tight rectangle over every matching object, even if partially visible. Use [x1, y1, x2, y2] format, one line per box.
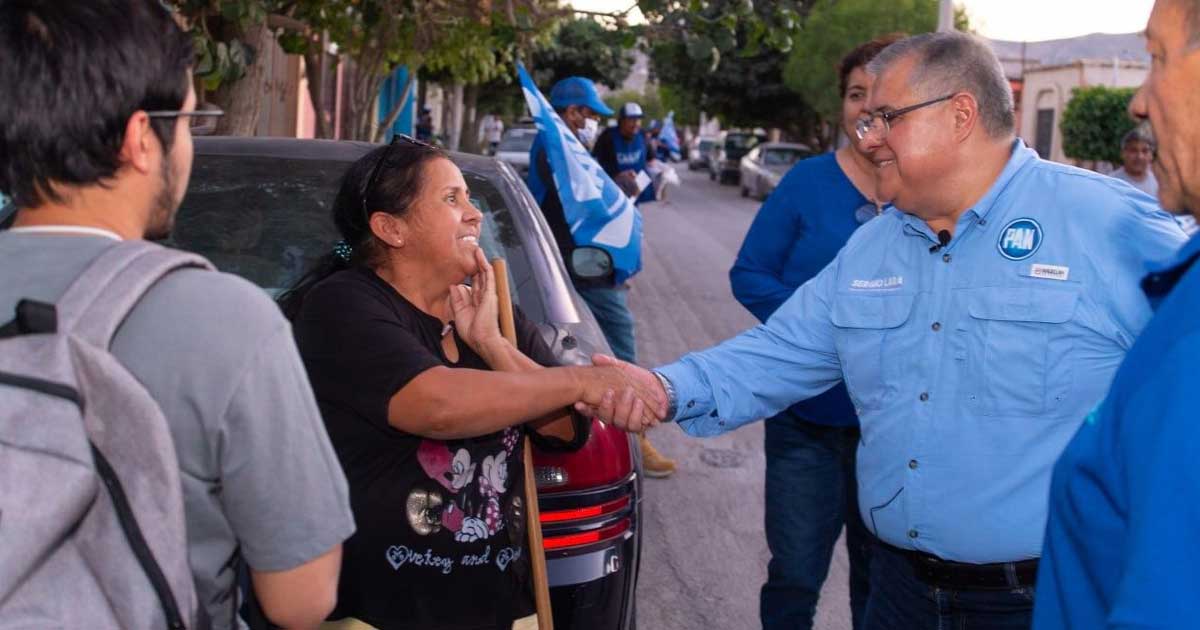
[517, 64, 642, 284]
[660, 111, 682, 162]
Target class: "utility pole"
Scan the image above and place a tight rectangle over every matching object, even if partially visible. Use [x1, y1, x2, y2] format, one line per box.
[938, 0, 955, 32]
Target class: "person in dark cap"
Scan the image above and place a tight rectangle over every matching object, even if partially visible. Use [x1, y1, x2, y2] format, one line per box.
[593, 102, 656, 205]
[527, 79, 677, 478]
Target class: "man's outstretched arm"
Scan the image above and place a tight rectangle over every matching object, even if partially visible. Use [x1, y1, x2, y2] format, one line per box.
[590, 259, 844, 436]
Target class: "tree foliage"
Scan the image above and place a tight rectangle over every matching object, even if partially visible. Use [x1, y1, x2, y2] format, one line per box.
[638, 0, 812, 70]
[646, 25, 818, 140]
[1060, 86, 1137, 164]
[532, 18, 634, 91]
[782, 0, 945, 137]
[172, 0, 275, 92]
[169, 0, 561, 140]
[637, 0, 819, 140]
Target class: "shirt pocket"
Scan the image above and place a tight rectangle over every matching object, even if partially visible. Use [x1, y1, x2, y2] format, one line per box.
[831, 293, 916, 411]
[960, 287, 1079, 417]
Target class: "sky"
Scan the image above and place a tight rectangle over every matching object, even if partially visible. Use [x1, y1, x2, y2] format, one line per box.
[566, 0, 1155, 43]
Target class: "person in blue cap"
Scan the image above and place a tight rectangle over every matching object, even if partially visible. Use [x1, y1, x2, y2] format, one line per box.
[1033, 2, 1200, 628]
[526, 77, 678, 478]
[593, 102, 656, 205]
[587, 31, 1187, 629]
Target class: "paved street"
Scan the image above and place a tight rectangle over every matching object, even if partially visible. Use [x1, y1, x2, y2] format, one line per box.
[630, 166, 853, 630]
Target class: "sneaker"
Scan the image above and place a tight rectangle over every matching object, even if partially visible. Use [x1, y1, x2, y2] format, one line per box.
[640, 434, 677, 478]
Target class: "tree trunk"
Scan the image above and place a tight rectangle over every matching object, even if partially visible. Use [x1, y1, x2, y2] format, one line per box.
[460, 84, 481, 154]
[211, 20, 274, 136]
[304, 30, 334, 139]
[448, 83, 465, 151]
[338, 48, 391, 142]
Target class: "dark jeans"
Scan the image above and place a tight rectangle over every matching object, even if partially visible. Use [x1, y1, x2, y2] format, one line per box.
[761, 415, 871, 630]
[577, 285, 637, 364]
[864, 542, 1035, 630]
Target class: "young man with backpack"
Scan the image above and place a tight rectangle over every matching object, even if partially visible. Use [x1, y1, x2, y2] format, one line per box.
[0, 2, 355, 628]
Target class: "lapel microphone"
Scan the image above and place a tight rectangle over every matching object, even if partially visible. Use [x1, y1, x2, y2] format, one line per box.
[929, 230, 952, 253]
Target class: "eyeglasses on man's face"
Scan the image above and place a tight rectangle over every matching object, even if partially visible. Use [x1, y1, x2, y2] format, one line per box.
[854, 93, 956, 141]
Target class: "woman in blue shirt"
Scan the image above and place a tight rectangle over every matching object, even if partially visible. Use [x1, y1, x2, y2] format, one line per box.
[729, 34, 901, 630]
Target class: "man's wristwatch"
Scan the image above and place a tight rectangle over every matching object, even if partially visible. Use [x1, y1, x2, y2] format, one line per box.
[651, 370, 678, 421]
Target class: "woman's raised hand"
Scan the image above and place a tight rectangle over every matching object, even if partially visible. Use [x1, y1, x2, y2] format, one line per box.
[449, 247, 503, 353]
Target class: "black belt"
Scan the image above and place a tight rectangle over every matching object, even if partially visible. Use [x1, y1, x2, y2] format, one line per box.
[883, 542, 1038, 590]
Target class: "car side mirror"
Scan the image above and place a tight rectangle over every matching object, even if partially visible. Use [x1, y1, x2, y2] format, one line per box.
[571, 246, 613, 281]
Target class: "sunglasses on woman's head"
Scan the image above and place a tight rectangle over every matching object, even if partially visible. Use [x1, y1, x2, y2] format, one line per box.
[361, 134, 437, 216]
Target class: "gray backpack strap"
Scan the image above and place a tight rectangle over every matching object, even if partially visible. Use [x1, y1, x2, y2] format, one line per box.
[55, 240, 213, 347]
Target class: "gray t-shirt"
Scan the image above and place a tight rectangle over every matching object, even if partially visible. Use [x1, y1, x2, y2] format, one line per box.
[0, 232, 355, 629]
[1111, 166, 1159, 198]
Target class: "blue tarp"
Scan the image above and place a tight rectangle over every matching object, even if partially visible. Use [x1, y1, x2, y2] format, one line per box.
[378, 65, 416, 140]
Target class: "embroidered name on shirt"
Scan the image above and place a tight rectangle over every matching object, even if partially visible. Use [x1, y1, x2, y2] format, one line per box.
[850, 276, 904, 290]
[1029, 264, 1069, 281]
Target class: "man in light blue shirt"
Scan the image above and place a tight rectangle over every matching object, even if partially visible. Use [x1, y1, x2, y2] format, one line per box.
[594, 32, 1185, 630]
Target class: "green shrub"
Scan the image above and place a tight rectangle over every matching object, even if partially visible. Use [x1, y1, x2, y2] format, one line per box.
[1060, 86, 1137, 164]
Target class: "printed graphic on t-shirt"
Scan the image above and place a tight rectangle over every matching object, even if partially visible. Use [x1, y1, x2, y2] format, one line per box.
[392, 427, 525, 576]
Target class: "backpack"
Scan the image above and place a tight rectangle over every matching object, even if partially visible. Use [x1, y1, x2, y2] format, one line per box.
[0, 240, 213, 629]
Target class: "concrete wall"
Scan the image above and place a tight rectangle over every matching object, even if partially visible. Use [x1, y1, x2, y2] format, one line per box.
[1019, 60, 1147, 164]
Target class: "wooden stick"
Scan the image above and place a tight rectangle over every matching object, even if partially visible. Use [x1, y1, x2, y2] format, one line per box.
[492, 258, 554, 630]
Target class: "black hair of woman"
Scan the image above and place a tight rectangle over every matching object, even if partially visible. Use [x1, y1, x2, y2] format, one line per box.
[277, 138, 447, 320]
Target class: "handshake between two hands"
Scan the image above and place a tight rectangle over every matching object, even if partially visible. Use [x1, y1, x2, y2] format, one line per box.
[572, 355, 670, 433]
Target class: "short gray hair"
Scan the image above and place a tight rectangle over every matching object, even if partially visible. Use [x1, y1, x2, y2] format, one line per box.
[1122, 125, 1156, 149]
[867, 32, 1016, 138]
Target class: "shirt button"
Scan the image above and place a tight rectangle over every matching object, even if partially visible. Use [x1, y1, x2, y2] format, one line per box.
[931, 322, 941, 331]
[919, 392, 929, 402]
[942, 253, 951, 263]
[908, 529, 919, 539]
[979, 218, 988, 226]
[909, 459, 919, 469]
[686, 400, 695, 409]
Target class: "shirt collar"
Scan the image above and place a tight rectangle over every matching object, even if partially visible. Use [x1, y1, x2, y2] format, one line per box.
[1142, 230, 1200, 300]
[963, 139, 1037, 222]
[7, 225, 124, 241]
[897, 139, 1037, 235]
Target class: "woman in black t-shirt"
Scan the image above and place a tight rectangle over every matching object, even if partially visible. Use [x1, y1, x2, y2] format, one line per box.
[278, 137, 662, 630]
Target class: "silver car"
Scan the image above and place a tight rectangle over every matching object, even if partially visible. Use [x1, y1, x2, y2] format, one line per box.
[495, 126, 538, 177]
[739, 142, 812, 199]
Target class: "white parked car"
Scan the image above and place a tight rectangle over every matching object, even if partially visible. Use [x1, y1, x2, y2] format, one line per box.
[688, 136, 716, 171]
[494, 126, 538, 176]
[739, 142, 812, 199]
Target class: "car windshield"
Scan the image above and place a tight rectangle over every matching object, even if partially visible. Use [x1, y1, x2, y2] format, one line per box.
[724, 134, 757, 150]
[498, 129, 537, 153]
[698, 140, 713, 151]
[163, 153, 538, 314]
[764, 148, 806, 166]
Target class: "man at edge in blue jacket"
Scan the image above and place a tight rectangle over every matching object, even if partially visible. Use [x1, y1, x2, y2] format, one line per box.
[1034, 1, 1200, 627]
